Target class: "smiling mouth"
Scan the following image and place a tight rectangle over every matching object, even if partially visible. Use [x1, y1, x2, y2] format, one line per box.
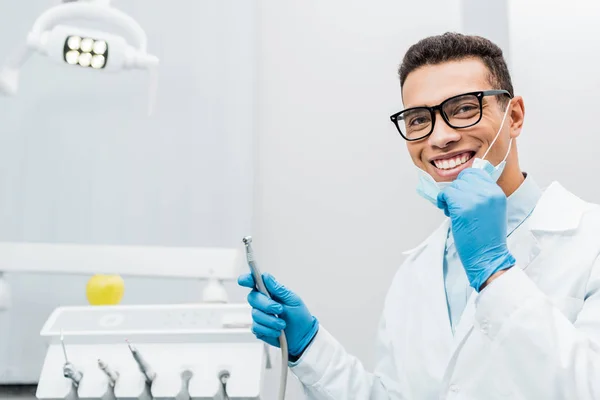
[430, 151, 476, 171]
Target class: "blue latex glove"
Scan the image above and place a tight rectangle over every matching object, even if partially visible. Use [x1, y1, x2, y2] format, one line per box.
[437, 168, 516, 291]
[238, 273, 319, 356]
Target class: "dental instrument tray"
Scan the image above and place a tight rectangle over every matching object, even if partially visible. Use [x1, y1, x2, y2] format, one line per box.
[36, 303, 271, 400]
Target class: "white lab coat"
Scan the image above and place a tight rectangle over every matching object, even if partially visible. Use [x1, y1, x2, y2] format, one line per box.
[290, 182, 600, 399]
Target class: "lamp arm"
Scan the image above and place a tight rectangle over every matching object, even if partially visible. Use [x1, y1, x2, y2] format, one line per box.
[31, 2, 147, 51]
[0, 43, 34, 95]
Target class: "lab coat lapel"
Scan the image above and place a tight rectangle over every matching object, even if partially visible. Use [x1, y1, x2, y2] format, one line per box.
[407, 219, 455, 371]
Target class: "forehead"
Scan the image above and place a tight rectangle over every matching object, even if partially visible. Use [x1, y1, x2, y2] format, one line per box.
[401, 58, 492, 108]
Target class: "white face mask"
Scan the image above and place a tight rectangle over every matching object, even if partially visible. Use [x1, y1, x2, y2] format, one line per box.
[416, 100, 512, 207]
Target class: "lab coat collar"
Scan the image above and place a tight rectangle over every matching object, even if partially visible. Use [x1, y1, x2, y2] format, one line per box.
[402, 181, 586, 257]
[528, 181, 587, 232]
[401, 220, 449, 257]
[505, 173, 542, 236]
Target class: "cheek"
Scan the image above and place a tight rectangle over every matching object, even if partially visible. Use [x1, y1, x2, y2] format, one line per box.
[476, 124, 510, 161]
[462, 125, 494, 151]
[490, 129, 512, 159]
[406, 143, 425, 166]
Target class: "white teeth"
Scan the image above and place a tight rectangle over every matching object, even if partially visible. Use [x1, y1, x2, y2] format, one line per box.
[433, 153, 473, 170]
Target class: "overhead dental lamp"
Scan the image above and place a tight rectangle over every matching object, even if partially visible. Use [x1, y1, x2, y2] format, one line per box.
[0, 0, 159, 113]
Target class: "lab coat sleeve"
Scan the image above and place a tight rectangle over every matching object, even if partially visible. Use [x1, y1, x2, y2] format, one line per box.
[289, 317, 410, 400]
[471, 261, 600, 398]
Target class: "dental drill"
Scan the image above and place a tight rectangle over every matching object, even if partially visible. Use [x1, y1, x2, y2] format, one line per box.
[97, 359, 119, 387]
[97, 359, 119, 400]
[61, 331, 84, 387]
[126, 339, 156, 385]
[242, 236, 288, 400]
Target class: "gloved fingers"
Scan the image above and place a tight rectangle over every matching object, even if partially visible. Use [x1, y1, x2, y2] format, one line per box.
[437, 187, 462, 216]
[255, 333, 281, 348]
[237, 273, 255, 288]
[436, 191, 449, 215]
[252, 308, 286, 331]
[252, 322, 283, 339]
[439, 185, 464, 205]
[451, 169, 486, 191]
[449, 177, 470, 191]
[263, 273, 302, 306]
[452, 170, 502, 201]
[247, 290, 283, 315]
[459, 167, 490, 181]
[459, 168, 496, 189]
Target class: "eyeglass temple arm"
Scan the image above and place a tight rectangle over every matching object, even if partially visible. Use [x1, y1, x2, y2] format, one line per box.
[482, 89, 512, 98]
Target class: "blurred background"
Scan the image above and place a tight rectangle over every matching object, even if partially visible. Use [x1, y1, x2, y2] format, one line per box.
[0, 0, 599, 399]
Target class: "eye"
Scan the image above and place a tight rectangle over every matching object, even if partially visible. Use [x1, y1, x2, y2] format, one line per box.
[455, 104, 478, 114]
[449, 102, 479, 119]
[409, 116, 428, 127]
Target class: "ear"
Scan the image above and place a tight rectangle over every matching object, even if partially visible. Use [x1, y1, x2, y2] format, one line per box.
[508, 96, 525, 139]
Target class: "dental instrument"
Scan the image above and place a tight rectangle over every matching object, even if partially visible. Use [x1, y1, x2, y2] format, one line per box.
[126, 339, 156, 385]
[61, 331, 84, 387]
[174, 369, 193, 400]
[242, 236, 288, 400]
[97, 359, 119, 387]
[218, 369, 231, 400]
[37, 304, 267, 399]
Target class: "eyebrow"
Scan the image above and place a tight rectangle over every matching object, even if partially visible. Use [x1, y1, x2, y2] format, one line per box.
[408, 90, 492, 109]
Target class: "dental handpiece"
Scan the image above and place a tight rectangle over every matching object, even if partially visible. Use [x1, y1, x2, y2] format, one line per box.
[63, 363, 84, 386]
[242, 236, 288, 400]
[242, 236, 271, 296]
[126, 340, 156, 384]
[98, 359, 119, 387]
[61, 331, 83, 386]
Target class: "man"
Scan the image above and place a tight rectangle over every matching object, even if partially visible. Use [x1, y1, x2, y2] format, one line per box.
[239, 33, 600, 399]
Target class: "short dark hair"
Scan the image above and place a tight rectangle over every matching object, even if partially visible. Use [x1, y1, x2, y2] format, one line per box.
[398, 32, 514, 104]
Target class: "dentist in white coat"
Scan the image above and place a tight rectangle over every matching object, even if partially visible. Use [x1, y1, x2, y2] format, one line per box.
[239, 32, 600, 399]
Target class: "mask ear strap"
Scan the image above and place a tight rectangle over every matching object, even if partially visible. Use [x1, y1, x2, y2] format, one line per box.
[501, 138, 513, 163]
[482, 100, 512, 161]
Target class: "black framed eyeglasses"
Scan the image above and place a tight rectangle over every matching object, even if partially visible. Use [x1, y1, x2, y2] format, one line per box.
[389, 90, 513, 141]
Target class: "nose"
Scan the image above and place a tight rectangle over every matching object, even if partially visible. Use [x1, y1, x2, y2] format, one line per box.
[427, 114, 461, 149]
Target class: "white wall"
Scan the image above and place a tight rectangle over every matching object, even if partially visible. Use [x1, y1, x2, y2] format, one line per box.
[254, 1, 461, 380]
[509, 0, 600, 203]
